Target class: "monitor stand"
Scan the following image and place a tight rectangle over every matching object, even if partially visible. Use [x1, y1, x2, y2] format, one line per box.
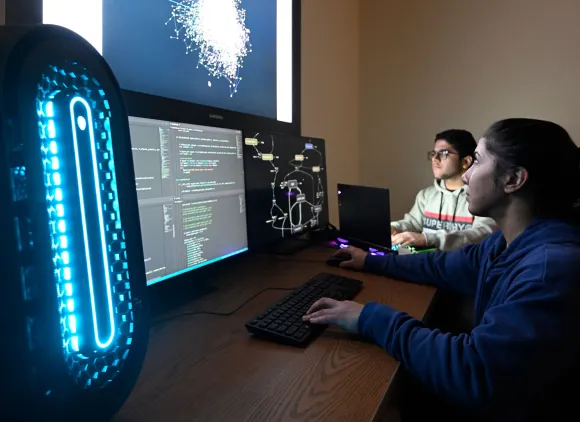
[270, 237, 311, 255]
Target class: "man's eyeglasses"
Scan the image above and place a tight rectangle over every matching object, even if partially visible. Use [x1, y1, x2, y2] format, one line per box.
[427, 150, 458, 161]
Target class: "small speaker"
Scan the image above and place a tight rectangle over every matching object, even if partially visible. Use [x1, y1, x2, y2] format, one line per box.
[0, 25, 149, 421]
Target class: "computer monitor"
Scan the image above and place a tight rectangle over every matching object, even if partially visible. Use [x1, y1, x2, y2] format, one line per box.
[128, 117, 248, 286]
[243, 132, 329, 251]
[42, 0, 297, 127]
[337, 184, 392, 250]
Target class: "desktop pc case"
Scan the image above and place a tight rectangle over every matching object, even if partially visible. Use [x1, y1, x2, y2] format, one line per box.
[0, 25, 149, 421]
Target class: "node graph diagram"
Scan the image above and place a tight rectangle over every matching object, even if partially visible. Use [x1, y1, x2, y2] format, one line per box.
[165, 0, 252, 97]
[245, 133, 325, 237]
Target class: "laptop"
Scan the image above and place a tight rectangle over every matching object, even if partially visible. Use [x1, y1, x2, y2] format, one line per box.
[336, 183, 392, 253]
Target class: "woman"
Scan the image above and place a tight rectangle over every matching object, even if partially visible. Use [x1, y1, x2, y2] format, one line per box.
[303, 118, 580, 421]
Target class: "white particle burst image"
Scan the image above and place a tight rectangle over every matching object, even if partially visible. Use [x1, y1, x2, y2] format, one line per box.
[166, 0, 252, 97]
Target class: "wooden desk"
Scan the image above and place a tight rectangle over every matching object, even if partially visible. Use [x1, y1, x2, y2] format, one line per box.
[113, 247, 436, 422]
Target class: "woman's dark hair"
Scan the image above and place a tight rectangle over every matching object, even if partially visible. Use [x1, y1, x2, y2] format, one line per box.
[435, 129, 477, 160]
[483, 118, 580, 221]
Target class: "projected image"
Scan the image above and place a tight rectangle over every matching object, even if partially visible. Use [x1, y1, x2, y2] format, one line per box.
[101, 0, 278, 119]
[44, 0, 293, 122]
[166, 0, 252, 97]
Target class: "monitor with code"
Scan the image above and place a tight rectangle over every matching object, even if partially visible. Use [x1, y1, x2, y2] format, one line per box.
[128, 116, 248, 286]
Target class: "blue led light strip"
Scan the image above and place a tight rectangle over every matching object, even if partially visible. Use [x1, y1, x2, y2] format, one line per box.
[42, 100, 80, 353]
[70, 97, 116, 349]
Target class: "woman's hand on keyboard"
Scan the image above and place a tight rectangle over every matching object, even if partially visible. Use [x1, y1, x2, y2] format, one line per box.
[302, 298, 364, 333]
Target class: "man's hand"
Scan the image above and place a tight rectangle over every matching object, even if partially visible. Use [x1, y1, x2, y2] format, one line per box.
[302, 298, 364, 333]
[391, 227, 399, 236]
[391, 231, 427, 248]
[333, 246, 368, 270]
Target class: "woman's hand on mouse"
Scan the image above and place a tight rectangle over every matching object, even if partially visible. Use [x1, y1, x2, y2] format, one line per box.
[334, 246, 368, 270]
[302, 298, 364, 333]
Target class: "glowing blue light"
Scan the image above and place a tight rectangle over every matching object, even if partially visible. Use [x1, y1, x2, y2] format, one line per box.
[58, 220, 66, 232]
[77, 115, 87, 130]
[70, 96, 116, 350]
[67, 299, 75, 312]
[48, 120, 56, 138]
[46, 101, 54, 117]
[69, 315, 77, 333]
[38, 64, 135, 387]
[71, 336, 79, 351]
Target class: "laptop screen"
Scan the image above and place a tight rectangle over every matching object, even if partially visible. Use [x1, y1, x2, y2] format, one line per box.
[337, 183, 391, 249]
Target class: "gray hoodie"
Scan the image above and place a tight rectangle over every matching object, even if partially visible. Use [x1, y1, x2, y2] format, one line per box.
[391, 179, 497, 251]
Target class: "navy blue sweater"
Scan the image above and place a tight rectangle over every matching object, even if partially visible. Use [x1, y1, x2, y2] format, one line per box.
[359, 218, 580, 421]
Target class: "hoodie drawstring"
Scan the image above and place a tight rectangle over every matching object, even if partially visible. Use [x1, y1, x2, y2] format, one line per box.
[438, 192, 443, 222]
[452, 192, 460, 223]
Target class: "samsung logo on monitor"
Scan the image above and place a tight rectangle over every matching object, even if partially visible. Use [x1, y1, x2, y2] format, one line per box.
[209, 113, 224, 120]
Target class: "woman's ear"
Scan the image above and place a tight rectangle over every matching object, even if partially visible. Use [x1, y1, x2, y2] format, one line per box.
[503, 166, 529, 194]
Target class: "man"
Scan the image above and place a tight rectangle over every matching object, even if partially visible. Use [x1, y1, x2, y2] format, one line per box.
[391, 129, 497, 251]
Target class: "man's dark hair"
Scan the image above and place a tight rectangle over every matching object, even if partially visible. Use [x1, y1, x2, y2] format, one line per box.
[435, 129, 477, 160]
[484, 118, 580, 221]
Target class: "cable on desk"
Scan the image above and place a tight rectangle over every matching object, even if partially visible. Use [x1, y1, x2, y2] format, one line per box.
[253, 253, 328, 264]
[151, 286, 298, 327]
[274, 257, 327, 263]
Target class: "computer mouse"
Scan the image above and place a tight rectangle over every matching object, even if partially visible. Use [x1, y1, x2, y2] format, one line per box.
[326, 252, 351, 267]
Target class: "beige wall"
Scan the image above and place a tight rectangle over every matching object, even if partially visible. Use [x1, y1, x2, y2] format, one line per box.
[359, 0, 580, 219]
[302, 0, 360, 227]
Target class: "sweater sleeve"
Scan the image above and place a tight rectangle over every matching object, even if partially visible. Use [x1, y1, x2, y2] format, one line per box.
[424, 216, 498, 251]
[358, 249, 580, 417]
[391, 189, 426, 233]
[364, 234, 490, 296]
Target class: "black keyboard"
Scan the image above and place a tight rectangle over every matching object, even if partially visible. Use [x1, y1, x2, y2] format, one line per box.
[245, 272, 363, 346]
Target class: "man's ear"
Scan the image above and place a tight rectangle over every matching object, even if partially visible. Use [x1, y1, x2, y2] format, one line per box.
[503, 166, 528, 194]
[462, 156, 473, 169]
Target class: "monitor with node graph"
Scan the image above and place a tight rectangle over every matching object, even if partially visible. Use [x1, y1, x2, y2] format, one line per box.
[243, 132, 329, 253]
[128, 116, 248, 286]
